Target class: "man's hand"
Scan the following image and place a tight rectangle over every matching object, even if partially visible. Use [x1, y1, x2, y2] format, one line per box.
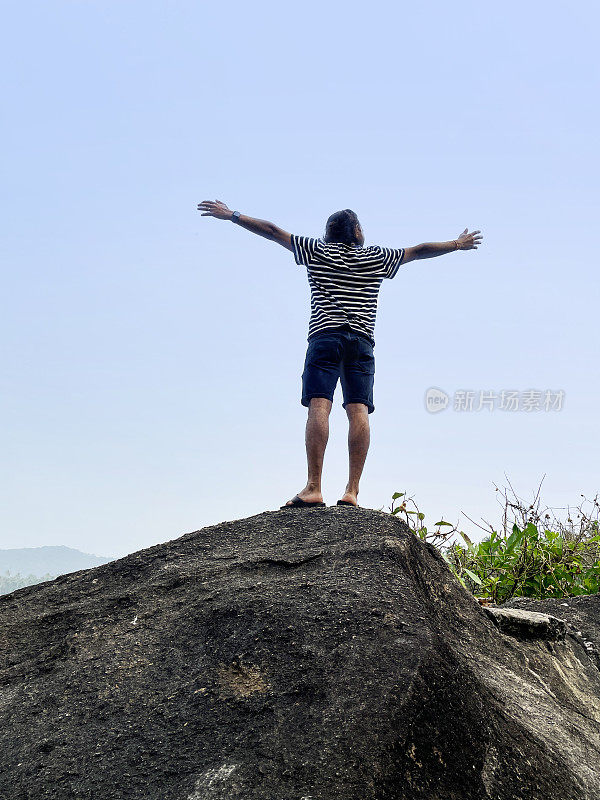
[196, 200, 292, 248]
[455, 228, 483, 250]
[197, 199, 233, 220]
[403, 228, 484, 262]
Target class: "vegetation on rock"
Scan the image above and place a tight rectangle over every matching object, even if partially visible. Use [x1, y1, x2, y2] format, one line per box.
[388, 477, 600, 603]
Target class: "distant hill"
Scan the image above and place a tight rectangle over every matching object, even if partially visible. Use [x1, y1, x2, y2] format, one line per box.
[0, 546, 111, 595]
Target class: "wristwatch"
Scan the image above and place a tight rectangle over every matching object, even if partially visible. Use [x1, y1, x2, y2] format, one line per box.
[231, 211, 241, 223]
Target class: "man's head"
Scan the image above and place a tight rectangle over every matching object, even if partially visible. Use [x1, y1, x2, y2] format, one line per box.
[323, 209, 364, 246]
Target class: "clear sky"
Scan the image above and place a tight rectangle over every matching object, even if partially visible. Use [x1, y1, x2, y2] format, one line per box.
[2, 1, 598, 559]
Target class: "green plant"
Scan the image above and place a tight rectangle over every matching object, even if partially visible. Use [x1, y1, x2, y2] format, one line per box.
[388, 491, 477, 592]
[388, 479, 600, 602]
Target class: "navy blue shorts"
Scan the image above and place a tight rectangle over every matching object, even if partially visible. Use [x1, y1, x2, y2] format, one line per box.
[301, 325, 375, 414]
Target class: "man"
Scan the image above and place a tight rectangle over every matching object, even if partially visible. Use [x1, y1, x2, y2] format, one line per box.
[197, 200, 483, 510]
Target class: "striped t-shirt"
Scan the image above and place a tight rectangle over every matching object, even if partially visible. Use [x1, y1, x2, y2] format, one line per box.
[291, 234, 405, 346]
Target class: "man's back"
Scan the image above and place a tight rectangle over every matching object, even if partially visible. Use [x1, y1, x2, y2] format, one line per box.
[197, 198, 482, 508]
[291, 234, 405, 345]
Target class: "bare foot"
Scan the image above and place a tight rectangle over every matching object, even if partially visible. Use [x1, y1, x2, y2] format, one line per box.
[283, 487, 324, 506]
[338, 491, 358, 506]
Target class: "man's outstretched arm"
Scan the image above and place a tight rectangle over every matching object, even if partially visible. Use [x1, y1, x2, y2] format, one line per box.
[402, 228, 483, 264]
[197, 199, 293, 252]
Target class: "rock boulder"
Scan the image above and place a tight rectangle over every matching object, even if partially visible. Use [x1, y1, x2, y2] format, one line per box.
[1, 507, 599, 799]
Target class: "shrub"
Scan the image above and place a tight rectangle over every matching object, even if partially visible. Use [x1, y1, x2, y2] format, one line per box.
[387, 479, 600, 603]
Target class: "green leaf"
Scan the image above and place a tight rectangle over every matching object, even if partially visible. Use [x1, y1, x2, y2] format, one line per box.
[435, 521, 453, 527]
[505, 524, 525, 555]
[458, 530, 473, 546]
[524, 523, 539, 541]
[418, 512, 425, 521]
[392, 492, 405, 500]
[463, 568, 483, 586]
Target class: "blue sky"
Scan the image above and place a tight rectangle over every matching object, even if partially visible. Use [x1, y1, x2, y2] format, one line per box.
[2, 1, 598, 559]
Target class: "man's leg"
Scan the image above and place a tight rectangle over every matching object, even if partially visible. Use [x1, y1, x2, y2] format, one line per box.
[339, 402, 370, 506]
[283, 397, 332, 506]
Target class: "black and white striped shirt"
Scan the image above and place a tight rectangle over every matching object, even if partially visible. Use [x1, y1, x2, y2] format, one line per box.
[291, 235, 405, 346]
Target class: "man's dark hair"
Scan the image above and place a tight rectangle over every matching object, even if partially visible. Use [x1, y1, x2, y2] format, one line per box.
[324, 209, 361, 245]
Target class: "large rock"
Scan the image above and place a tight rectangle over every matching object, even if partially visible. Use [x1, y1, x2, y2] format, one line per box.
[0, 507, 599, 799]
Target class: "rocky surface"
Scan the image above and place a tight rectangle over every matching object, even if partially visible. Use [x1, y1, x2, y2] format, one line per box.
[0, 507, 599, 799]
[483, 606, 568, 641]
[500, 593, 600, 672]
